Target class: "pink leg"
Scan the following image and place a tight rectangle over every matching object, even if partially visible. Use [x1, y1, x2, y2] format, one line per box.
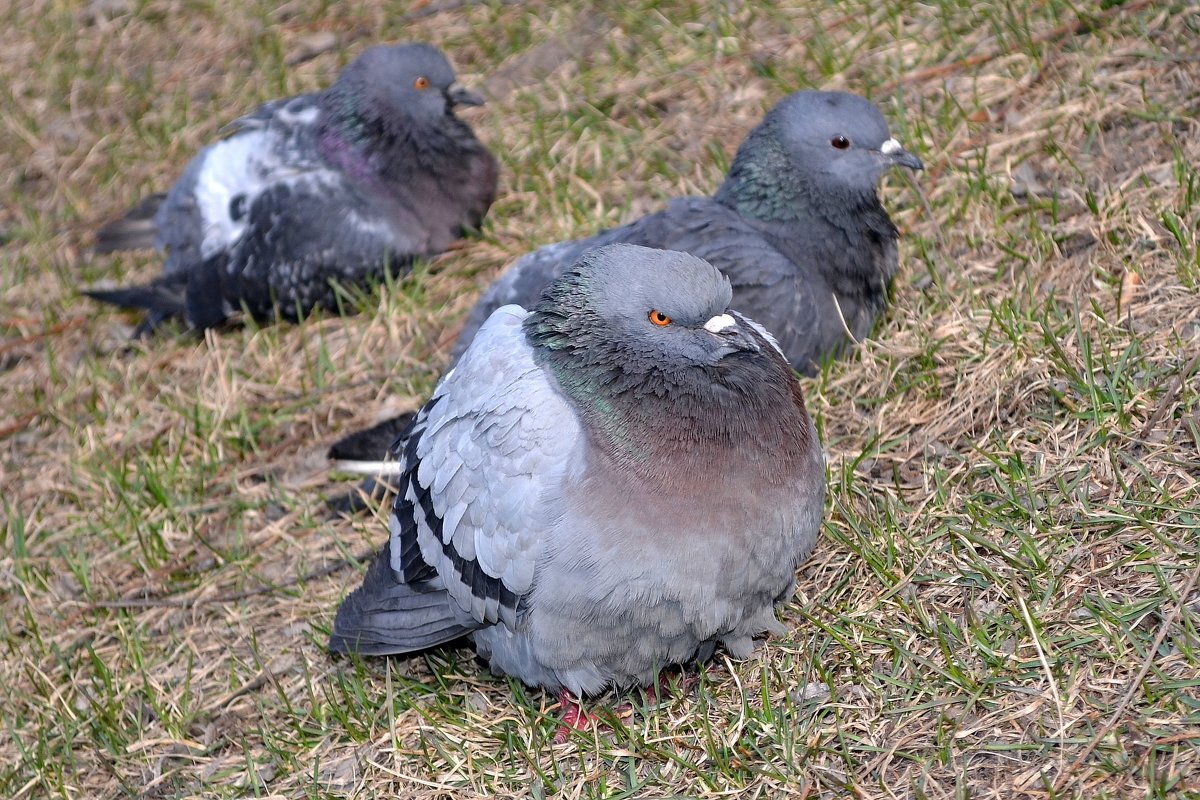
[553, 689, 601, 744]
[551, 671, 699, 744]
[552, 689, 638, 744]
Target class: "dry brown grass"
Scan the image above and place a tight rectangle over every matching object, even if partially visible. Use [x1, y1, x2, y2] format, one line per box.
[2, 1, 1198, 798]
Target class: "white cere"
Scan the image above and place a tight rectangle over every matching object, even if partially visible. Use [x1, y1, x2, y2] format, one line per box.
[703, 313, 736, 333]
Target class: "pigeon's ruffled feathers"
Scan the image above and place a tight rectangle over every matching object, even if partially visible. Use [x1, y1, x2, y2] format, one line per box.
[330, 244, 826, 696]
[88, 43, 498, 334]
[455, 90, 922, 375]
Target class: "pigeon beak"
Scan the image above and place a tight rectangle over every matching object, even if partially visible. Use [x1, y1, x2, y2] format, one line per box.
[880, 138, 924, 171]
[704, 313, 760, 359]
[447, 83, 486, 108]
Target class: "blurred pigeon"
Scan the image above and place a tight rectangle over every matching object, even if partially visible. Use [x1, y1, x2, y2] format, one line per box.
[329, 243, 826, 733]
[88, 43, 499, 334]
[455, 90, 922, 374]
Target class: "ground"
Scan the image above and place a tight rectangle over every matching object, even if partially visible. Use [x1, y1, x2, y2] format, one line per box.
[1, 1, 1198, 798]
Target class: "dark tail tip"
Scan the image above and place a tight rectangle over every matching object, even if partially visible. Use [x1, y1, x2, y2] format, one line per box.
[84, 274, 190, 337]
[93, 194, 166, 254]
[328, 546, 475, 656]
[325, 477, 394, 519]
[326, 413, 416, 462]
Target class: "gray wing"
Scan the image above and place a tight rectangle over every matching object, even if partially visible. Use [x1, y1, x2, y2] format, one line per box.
[330, 307, 583, 654]
[154, 92, 326, 274]
[184, 171, 416, 327]
[454, 197, 832, 373]
[152, 153, 208, 272]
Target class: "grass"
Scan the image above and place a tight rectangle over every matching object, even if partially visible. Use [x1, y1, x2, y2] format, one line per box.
[2, 0, 1199, 797]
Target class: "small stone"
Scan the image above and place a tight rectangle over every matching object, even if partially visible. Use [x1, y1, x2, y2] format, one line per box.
[83, 0, 131, 23]
[1010, 161, 1049, 199]
[790, 682, 831, 703]
[1148, 163, 1175, 187]
[924, 440, 951, 460]
[317, 752, 360, 791]
[467, 691, 490, 712]
[1058, 231, 1097, 258]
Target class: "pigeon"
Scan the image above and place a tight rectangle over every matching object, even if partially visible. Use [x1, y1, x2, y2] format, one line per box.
[88, 42, 499, 335]
[329, 243, 826, 733]
[454, 89, 922, 375]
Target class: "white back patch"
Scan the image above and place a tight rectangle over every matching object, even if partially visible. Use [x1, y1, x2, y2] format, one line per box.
[195, 131, 273, 257]
[194, 130, 337, 258]
[277, 103, 321, 126]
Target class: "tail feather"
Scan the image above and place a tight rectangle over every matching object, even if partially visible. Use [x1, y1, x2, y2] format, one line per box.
[327, 413, 416, 462]
[329, 544, 477, 656]
[84, 272, 187, 315]
[84, 282, 185, 315]
[94, 193, 166, 253]
[84, 273, 188, 336]
[326, 413, 415, 516]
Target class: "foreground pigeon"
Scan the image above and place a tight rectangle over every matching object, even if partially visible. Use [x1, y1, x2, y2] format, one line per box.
[329, 243, 826, 735]
[455, 89, 922, 374]
[88, 43, 499, 334]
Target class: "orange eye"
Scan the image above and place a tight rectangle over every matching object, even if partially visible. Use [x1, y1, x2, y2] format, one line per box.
[648, 310, 671, 326]
[414, 76, 430, 90]
[831, 135, 850, 149]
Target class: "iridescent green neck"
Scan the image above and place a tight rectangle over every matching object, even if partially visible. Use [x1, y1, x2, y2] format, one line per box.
[715, 125, 805, 223]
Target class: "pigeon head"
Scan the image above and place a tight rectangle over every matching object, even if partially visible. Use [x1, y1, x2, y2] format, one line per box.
[718, 90, 922, 221]
[587, 245, 757, 364]
[526, 244, 797, 457]
[775, 91, 923, 183]
[325, 43, 484, 143]
[526, 243, 773, 368]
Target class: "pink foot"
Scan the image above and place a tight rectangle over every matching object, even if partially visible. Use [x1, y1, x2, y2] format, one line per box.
[551, 689, 634, 744]
[553, 689, 599, 744]
[551, 672, 698, 744]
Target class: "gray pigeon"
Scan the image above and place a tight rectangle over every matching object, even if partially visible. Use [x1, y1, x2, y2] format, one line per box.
[329, 244, 826, 726]
[88, 43, 499, 334]
[454, 89, 922, 375]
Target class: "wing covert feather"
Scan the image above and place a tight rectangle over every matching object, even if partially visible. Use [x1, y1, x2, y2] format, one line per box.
[388, 306, 581, 629]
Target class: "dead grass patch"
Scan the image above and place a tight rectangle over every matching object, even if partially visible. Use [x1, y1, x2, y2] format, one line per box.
[2, 1, 1198, 798]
